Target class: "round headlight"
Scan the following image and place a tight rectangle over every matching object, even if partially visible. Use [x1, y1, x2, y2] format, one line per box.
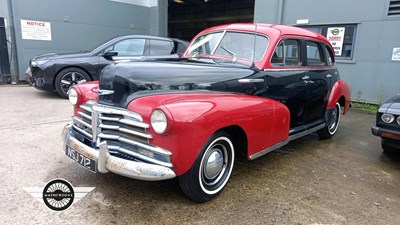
[31, 61, 38, 67]
[381, 113, 395, 124]
[151, 109, 168, 134]
[397, 116, 400, 125]
[68, 88, 79, 105]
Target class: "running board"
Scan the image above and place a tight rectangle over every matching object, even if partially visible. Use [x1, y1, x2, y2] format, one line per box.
[249, 123, 326, 160]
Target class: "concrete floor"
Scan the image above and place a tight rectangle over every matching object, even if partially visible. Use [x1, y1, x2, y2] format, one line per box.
[1, 86, 399, 225]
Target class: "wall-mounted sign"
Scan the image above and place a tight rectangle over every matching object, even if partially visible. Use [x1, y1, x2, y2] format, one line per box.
[392, 48, 400, 61]
[327, 27, 345, 56]
[21, 19, 52, 41]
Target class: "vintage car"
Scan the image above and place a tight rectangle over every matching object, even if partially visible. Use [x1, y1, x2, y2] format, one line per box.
[62, 23, 351, 202]
[26, 35, 188, 98]
[371, 94, 400, 153]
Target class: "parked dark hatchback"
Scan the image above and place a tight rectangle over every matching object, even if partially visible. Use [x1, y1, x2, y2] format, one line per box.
[372, 94, 400, 153]
[26, 35, 188, 98]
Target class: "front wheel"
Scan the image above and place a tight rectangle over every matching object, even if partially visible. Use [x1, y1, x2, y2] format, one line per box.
[318, 102, 341, 139]
[55, 67, 91, 98]
[179, 132, 235, 202]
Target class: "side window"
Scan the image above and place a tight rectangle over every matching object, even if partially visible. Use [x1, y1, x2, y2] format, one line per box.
[271, 39, 300, 66]
[306, 41, 324, 66]
[324, 45, 335, 66]
[149, 40, 175, 55]
[112, 39, 145, 56]
[175, 43, 187, 54]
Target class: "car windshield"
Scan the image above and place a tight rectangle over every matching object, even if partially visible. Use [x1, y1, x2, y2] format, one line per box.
[185, 31, 269, 64]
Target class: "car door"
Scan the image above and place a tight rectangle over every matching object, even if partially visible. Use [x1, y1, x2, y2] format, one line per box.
[302, 40, 331, 124]
[264, 38, 309, 131]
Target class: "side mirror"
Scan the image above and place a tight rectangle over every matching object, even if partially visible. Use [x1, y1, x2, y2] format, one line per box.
[102, 51, 118, 60]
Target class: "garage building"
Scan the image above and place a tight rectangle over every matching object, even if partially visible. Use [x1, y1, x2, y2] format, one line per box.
[0, 0, 399, 103]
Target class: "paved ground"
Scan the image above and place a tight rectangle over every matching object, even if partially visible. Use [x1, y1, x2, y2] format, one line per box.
[1, 85, 399, 225]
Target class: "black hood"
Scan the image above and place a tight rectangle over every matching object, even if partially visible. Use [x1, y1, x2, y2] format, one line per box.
[379, 93, 400, 114]
[32, 51, 93, 61]
[98, 60, 258, 107]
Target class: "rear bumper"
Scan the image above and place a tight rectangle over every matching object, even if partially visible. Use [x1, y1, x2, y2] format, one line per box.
[62, 125, 176, 181]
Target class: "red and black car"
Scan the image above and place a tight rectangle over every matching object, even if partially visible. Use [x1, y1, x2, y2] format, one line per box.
[62, 23, 351, 202]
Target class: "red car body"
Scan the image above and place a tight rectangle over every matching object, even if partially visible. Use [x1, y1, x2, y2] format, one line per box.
[64, 23, 351, 202]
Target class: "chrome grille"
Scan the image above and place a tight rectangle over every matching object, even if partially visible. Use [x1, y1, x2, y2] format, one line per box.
[71, 101, 172, 168]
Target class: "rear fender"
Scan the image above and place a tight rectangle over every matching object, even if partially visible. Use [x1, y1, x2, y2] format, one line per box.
[128, 93, 290, 176]
[327, 80, 351, 114]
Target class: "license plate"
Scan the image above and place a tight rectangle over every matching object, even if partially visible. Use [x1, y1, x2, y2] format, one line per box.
[66, 145, 97, 173]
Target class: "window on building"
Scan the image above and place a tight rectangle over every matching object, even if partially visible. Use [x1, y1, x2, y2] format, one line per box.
[301, 24, 357, 60]
[271, 39, 301, 66]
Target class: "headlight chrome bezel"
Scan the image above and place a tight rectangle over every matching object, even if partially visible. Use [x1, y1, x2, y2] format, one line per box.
[68, 88, 80, 106]
[151, 109, 168, 134]
[381, 113, 395, 124]
[397, 115, 400, 125]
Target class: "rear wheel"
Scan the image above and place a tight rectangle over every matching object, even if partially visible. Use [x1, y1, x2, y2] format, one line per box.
[55, 67, 91, 98]
[318, 102, 341, 139]
[179, 131, 235, 202]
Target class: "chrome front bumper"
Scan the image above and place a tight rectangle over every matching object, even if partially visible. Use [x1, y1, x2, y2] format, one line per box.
[62, 125, 176, 181]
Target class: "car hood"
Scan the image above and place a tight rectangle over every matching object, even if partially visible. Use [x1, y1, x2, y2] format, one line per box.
[98, 59, 258, 107]
[379, 93, 400, 114]
[32, 51, 93, 61]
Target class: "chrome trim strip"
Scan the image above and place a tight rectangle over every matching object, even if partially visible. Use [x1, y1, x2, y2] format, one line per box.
[73, 116, 92, 129]
[97, 89, 115, 96]
[249, 123, 326, 160]
[238, 79, 264, 83]
[80, 104, 93, 112]
[92, 111, 100, 144]
[108, 145, 173, 168]
[72, 124, 93, 139]
[98, 133, 172, 156]
[92, 104, 143, 122]
[78, 111, 92, 120]
[99, 123, 153, 139]
[249, 140, 289, 160]
[99, 116, 149, 129]
[288, 123, 326, 141]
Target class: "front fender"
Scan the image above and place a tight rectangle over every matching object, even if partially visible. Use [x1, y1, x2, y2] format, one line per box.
[72, 81, 99, 116]
[128, 93, 290, 176]
[327, 80, 351, 114]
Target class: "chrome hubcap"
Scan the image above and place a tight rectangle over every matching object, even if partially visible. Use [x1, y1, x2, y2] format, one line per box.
[60, 72, 87, 94]
[204, 149, 224, 180]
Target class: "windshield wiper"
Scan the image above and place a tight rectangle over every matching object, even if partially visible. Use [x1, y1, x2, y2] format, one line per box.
[219, 46, 237, 63]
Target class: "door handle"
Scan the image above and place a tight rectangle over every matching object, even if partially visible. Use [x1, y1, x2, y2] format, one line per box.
[302, 75, 310, 80]
[238, 79, 264, 83]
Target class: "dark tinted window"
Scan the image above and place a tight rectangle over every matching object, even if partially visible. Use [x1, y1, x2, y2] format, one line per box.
[271, 39, 300, 66]
[112, 39, 145, 56]
[149, 40, 174, 55]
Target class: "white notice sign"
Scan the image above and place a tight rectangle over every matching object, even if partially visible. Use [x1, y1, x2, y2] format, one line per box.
[392, 48, 400, 61]
[21, 19, 52, 41]
[327, 27, 345, 56]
